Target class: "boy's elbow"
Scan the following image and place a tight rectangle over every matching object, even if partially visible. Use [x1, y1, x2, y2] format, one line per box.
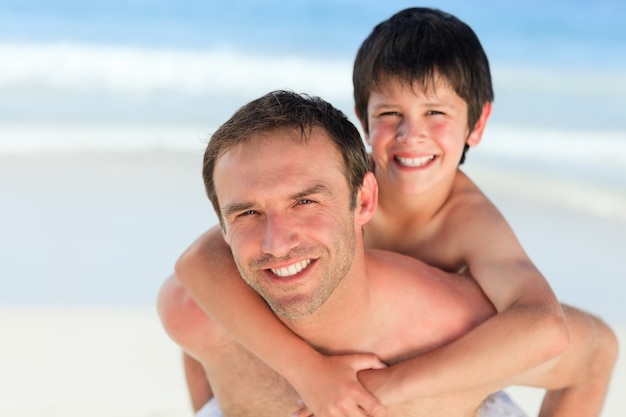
[550, 313, 572, 357]
[156, 274, 189, 342]
[174, 226, 228, 288]
[174, 244, 196, 286]
[543, 307, 572, 361]
[595, 317, 619, 370]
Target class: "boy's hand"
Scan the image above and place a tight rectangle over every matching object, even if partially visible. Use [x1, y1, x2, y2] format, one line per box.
[290, 353, 388, 417]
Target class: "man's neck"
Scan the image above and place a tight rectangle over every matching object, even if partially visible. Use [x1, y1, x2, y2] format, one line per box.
[279, 252, 374, 355]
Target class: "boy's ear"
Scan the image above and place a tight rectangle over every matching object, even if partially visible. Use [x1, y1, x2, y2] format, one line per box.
[355, 105, 372, 145]
[355, 172, 378, 225]
[466, 102, 493, 147]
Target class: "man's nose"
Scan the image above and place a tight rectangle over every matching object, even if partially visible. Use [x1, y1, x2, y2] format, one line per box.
[261, 213, 299, 257]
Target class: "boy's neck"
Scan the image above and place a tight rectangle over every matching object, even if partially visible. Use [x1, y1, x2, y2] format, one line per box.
[375, 170, 459, 225]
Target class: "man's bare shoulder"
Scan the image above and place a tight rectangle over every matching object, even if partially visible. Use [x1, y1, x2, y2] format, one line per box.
[365, 249, 494, 314]
[364, 249, 496, 359]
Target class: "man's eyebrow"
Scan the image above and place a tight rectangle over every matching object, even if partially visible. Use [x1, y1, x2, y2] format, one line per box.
[221, 184, 334, 218]
[221, 201, 254, 218]
[290, 183, 333, 200]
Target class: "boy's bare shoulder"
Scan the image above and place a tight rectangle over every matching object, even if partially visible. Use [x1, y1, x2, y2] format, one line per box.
[423, 171, 513, 269]
[444, 171, 505, 229]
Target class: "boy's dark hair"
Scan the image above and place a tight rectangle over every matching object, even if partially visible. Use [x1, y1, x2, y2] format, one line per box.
[353, 7, 494, 164]
[203, 90, 370, 226]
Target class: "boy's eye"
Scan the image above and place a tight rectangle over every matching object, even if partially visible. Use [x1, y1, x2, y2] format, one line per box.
[427, 110, 444, 116]
[379, 111, 401, 117]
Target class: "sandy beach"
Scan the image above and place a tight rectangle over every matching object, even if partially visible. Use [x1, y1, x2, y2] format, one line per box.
[0, 308, 623, 417]
[1, 151, 625, 416]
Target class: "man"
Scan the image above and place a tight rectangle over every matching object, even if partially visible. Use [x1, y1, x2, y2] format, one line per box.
[158, 91, 617, 417]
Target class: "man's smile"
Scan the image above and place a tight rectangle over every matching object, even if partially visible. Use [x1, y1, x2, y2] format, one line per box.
[270, 259, 313, 277]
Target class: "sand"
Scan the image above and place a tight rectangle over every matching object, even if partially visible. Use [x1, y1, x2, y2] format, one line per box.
[0, 309, 623, 417]
[1, 151, 624, 416]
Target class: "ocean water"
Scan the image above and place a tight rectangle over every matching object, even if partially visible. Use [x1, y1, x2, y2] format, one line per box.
[1, 0, 625, 310]
[1, 1, 625, 178]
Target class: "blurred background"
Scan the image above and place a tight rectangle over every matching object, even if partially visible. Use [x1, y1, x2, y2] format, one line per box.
[1, 0, 625, 308]
[0, 1, 625, 416]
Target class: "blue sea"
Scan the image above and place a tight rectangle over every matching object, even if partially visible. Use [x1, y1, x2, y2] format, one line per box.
[1, 0, 625, 177]
[1, 0, 625, 132]
[1, 0, 625, 317]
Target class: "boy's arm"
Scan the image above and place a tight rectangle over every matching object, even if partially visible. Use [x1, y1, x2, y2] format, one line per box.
[157, 275, 214, 414]
[176, 225, 387, 417]
[427, 198, 571, 385]
[357, 304, 617, 417]
[530, 305, 618, 417]
[183, 352, 213, 413]
[353, 187, 571, 403]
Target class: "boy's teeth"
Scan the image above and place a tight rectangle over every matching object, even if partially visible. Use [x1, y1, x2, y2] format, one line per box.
[395, 155, 434, 167]
[271, 259, 312, 277]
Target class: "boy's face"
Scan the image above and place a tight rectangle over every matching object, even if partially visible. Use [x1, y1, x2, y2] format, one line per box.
[364, 76, 483, 196]
[213, 128, 368, 320]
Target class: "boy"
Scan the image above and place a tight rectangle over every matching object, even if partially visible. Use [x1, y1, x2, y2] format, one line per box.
[171, 8, 617, 417]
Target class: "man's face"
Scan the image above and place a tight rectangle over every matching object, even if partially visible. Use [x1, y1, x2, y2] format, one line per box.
[214, 128, 358, 319]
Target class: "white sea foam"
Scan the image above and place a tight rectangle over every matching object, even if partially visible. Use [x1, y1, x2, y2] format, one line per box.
[1, 41, 624, 193]
[0, 122, 212, 153]
[0, 41, 352, 99]
[493, 67, 626, 96]
[481, 126, 626, 172]
[5, 40, 624, 104]
[471, 126, 626, 222]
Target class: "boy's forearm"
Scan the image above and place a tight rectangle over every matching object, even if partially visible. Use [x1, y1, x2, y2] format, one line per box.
[534, 306, 618, 417]
[183, 352, 212, 413]
[359, 302, 569, 405]
[175, 227, 321, 381]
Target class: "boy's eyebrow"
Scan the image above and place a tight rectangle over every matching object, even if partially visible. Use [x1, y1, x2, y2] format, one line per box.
[424, 98, 451, 107]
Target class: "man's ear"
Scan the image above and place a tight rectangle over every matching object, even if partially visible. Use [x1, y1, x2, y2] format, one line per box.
[355, 172, 378, 225]
[355, 105, 372, 145]
[466, 102, 492, 147]
[220, 224, 230, 245]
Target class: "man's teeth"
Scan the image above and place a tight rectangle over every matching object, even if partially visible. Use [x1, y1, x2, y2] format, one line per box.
[271, 259, 312, 277]
[395, 155, 435, 167]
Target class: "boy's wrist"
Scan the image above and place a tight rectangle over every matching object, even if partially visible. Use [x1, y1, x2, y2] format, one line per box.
[279, 345, 325, 384]
[358, 366, 399, 406]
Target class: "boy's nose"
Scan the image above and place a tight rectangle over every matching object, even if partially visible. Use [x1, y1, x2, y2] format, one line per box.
[397, 118, 426, 143]
[261, 213, 299, 258]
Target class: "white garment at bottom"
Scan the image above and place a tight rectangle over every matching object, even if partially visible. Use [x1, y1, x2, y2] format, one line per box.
[195, 391, 527, 417]
[479, 391, 528, 417]
[195, 398, 223, 417]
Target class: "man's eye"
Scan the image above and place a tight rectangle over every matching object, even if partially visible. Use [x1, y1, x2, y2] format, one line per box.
[238, 210, 257, 217]
[297, 199, 314, 205]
